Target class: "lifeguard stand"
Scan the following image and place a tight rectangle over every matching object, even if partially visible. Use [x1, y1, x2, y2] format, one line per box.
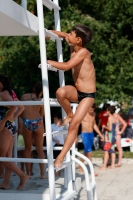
[0, 0, 97, 199]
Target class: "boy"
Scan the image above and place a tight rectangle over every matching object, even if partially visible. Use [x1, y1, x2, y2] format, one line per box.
[47, 24, 96, 168]
[78, 104, 104, 176]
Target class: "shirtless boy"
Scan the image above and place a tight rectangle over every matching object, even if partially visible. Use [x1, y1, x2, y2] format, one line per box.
[47, 24, 96, 168]
[78, 103, 104, 176]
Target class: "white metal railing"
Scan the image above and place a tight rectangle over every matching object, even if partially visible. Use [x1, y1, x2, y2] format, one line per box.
[42, 0, 61, 10]
[38, 63, 58, 72]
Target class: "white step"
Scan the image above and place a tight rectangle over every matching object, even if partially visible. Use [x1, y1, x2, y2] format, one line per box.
[56, 190, 76, 200]
[38, 63, 57, 72]
[42, 0, 61, 11]
[37, 28, 60, 41]
[54, 161, 73, 172]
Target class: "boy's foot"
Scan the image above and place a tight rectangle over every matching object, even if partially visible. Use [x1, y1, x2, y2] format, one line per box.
[60, 116, 72, 126]
[94, 172, 99, 176]
[17, 175, 29, 190]
[54, 158, 63, 169]
[108, 166, 115, 169]
[0, 183, 10, 190]
[40, 175, 47, 179]
[99, 166, 107, 170]
[115, 164, 122, 167]
[78, 169, 84, 174]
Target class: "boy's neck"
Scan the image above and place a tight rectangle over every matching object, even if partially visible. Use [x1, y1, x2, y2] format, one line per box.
[74, 45, 83, 52]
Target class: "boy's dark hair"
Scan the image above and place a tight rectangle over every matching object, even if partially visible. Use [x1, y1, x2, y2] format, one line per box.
[71, 24, 92, 47]
[33, 81, 43, 97]
[107, 105, 116, 114]
[53, 113, 62, 120]
[102, 103, 110, 111]
[0, 74, 12, 96]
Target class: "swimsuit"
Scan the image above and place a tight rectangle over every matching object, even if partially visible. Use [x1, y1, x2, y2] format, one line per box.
[103, 123, 116, 153]
[0, 106, 16, 135]
[77, 90, 96, 102]
[81, 132, 94, 153]
[22, 117, 43, 132]
[22, 93, 43, 132]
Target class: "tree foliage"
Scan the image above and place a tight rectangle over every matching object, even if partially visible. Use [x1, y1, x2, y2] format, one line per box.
[0, 0, 133, 109]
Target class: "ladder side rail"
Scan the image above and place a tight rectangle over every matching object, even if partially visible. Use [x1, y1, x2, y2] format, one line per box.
[71, 156, 93, 200]
[21, 0, 27, 9]
[75, 151, 95, 184]
[36, 0, 56, 199]
[53, 0, 65, 119]
[71, 104, 78, 182]
[53, 0, 68, 190]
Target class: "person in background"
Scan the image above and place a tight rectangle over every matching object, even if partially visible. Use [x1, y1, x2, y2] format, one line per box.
[113, 107, 127, 167]
[98, 103, 110, 133]
[100, 106, 117, 170]
[78, 103, 104, 176]
[0, 74, 29, 190]
[21, 82, 46, 179]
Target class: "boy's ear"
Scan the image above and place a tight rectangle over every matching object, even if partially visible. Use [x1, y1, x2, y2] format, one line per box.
[77, 37, 82, 44]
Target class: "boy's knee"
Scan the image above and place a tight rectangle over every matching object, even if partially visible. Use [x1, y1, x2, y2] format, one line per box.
[56, 88, 66, 98]
[69, 121, 79, 131]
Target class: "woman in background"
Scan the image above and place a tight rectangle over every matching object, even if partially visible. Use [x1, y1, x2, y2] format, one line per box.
[21, 82, 46, 178]
[0, 74, 29, 190]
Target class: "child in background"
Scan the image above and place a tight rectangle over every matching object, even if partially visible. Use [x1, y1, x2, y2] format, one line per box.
[78, 104, 104, 176]
[100, 106, 118, 170]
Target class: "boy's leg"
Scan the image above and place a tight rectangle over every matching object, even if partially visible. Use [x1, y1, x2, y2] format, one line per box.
[100, 151, 109, 170]
[54, 97, 94, 168]
[56, 86, 78, 126]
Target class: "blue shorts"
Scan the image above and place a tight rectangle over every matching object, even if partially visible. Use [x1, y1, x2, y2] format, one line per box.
[81, 132, 94, 153]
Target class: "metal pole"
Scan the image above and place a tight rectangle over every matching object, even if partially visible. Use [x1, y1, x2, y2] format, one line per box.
[36, 1, 56, 199]
[21, 0, 27, 9]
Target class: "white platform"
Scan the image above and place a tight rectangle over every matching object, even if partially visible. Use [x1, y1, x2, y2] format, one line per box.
[0, 0, 39, 36]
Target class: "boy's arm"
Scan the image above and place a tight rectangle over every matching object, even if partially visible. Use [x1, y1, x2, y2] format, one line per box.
[47, 48, 87, 71]
[93, 122, 104, 141]
[50, 30, 68, 38]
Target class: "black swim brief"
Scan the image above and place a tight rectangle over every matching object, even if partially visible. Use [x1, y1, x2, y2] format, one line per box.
[77, 90, 96, 102]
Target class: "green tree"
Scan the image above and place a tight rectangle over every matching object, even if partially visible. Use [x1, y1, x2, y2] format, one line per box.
[0, 0, 133, 109]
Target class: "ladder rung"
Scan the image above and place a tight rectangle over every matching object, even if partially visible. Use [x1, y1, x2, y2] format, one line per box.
[49, 98, 58, 102]
[42, 0, 61, 11]
[54, 161, 72, 172]
[38, 63, 57, 72]
[56, 190, 76, 200]
[45, 28, 59, 41]
[46, 161, 72, 172]
[52, 130, 67, 136]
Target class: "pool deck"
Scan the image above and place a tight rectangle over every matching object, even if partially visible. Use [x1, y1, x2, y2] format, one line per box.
[0, 158, 133, 200]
